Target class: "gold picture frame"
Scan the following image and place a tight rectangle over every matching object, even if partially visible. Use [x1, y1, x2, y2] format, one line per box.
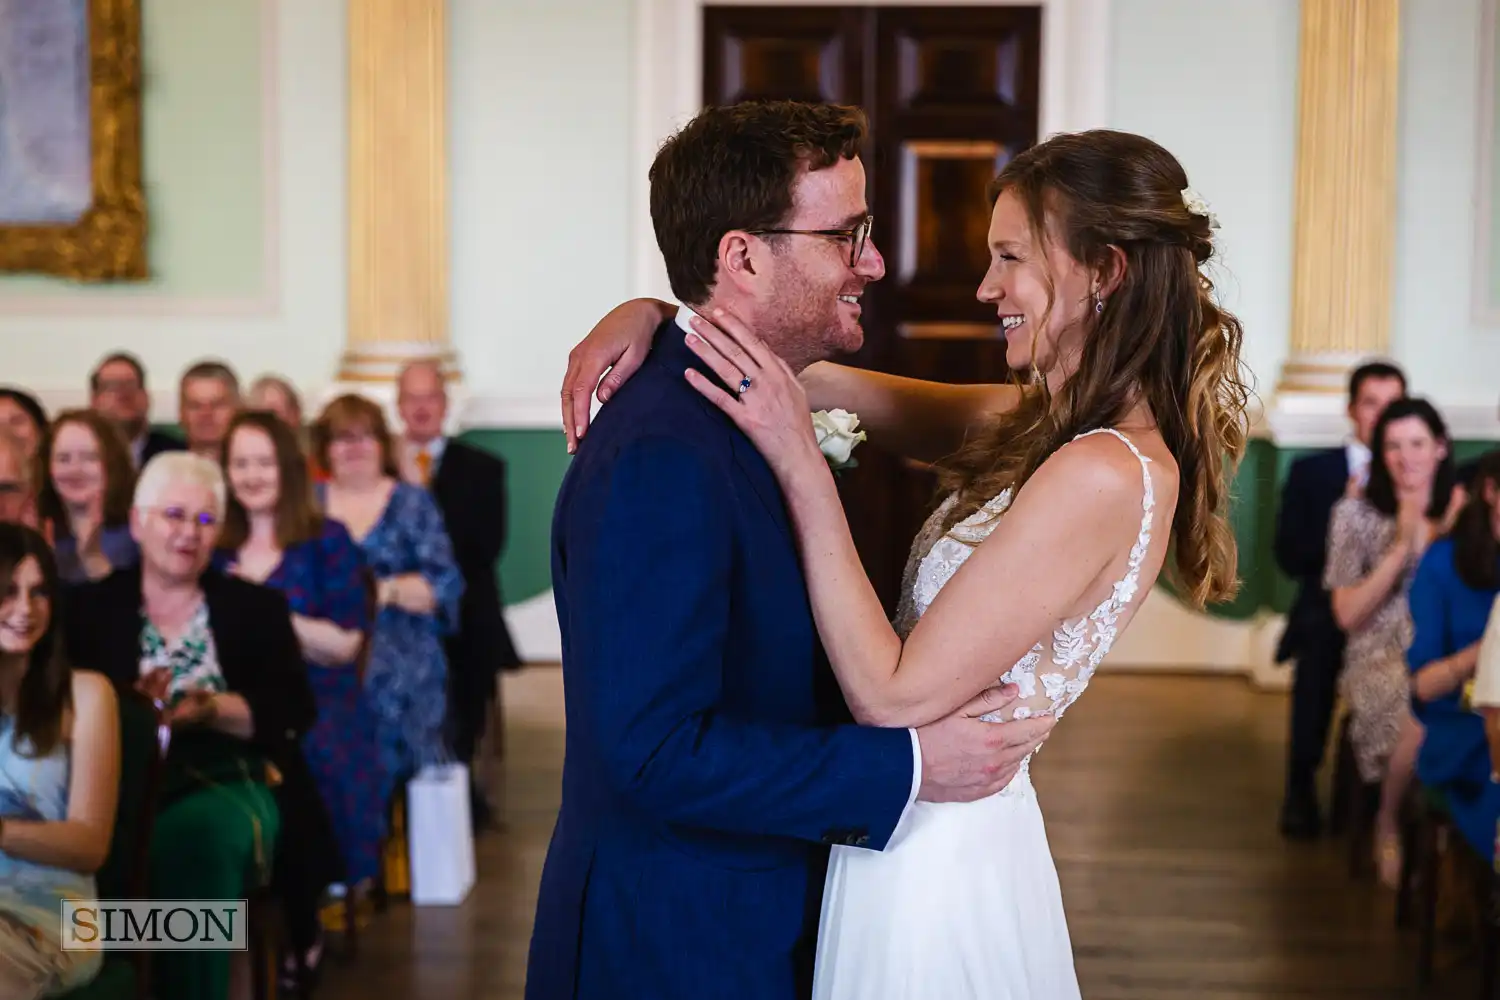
[0, 0, 145, 281]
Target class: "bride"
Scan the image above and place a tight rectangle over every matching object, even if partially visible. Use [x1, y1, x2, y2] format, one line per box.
[562, 128, 1250, 998]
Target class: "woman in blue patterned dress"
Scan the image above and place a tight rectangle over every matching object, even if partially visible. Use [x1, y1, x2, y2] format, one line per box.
[0, 523, 119, 999]
[216, 411, 382, 977]
[311, 395, 463, 789]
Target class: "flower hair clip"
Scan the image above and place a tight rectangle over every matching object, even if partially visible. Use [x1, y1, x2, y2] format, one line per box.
[1181, 187, 1220, 230]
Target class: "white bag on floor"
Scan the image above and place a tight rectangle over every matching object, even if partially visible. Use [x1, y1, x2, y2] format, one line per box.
[406, 762, 476, 905]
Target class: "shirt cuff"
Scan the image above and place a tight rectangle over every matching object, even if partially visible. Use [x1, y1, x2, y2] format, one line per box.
[889, 728, 922, 838]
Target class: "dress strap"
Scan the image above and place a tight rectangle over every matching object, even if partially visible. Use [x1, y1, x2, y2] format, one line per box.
[1069, 428, 1156, 603]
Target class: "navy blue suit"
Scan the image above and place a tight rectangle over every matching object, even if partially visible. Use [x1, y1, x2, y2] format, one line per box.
[526, 319, 916, 1000]
[1274, 447, 1350, 808]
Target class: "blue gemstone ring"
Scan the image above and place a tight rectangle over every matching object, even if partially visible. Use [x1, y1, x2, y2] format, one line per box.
[737, 376, 753, 395]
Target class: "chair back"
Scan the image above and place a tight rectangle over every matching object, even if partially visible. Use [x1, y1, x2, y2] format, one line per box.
[94, 690, 167, 900]
[356, 567, 378, 681]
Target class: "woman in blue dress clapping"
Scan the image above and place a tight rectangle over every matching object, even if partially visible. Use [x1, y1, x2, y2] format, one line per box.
[1407, 452, 1500, 860]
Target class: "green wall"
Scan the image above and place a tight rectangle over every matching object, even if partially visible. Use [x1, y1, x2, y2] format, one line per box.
[1164, 437, 1500, 621]
[460, 430, 571, 604]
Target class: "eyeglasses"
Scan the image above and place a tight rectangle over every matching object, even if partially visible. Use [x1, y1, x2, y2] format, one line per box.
[746, 214, 874, 267]
[147, 506, 219, 530]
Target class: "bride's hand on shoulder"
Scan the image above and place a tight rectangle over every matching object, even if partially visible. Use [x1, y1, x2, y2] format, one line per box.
[561, 298, 675, 453]
[683, 310, 823, 480]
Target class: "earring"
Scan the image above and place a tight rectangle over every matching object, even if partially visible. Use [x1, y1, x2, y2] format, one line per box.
[1093, 293, 1104, 315]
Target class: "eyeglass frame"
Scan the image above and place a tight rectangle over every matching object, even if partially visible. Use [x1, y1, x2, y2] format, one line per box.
[744, 214, 874, 268]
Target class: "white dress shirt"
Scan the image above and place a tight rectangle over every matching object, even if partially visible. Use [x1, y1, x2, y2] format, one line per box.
[1346, 438, 1372, 488]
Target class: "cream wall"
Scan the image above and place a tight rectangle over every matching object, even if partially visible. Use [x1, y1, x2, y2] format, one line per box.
[448, 0, 634, 423]
[1393, 0, 1500, 409]
[1110, 0, 1301, 406]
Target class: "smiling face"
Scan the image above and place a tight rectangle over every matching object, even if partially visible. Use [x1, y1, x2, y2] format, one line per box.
[0, 554, 48, 658]
[748, 157, 887, 371]
[976, 189, 1098, 379]
[1380, 415, 1447, 497]
[132, 480, 222, 583]
[49, 420, 104, 511]
[0, 398, 40, 458]
[226, 425, 281, 516]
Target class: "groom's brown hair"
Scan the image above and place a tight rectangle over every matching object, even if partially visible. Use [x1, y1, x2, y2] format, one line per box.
[649, 100, 866, 306]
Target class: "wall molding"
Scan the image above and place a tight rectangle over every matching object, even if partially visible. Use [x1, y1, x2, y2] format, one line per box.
[1267, 394, 1500, 447]
[1474, 0, 1500, 325]
[503, 583, 1293, 678]
[0, 0, 281, 319]
[630, 0, 1114, 300]
[26, 385, 567, 433]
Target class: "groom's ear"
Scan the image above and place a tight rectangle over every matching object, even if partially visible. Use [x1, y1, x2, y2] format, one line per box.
[718, 230, 764, 294]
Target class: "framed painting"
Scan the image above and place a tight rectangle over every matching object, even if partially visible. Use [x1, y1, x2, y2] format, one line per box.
[1476, 0, 1500, 323]
[0, 0, 145, 281]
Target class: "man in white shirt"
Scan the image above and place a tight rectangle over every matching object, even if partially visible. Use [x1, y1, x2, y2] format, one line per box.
[396, 359, 520, 828]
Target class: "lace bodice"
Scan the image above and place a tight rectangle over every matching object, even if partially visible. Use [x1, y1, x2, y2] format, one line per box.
[892, 429, 1155, 779]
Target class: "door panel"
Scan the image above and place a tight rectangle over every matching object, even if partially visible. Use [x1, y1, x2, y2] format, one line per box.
[703, 5, 1042, 613]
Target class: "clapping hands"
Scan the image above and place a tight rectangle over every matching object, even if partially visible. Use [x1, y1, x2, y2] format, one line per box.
[135, 668, 219, 727]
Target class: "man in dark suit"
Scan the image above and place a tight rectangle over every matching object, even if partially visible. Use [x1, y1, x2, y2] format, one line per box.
[89, 352, 184, 467]
[397, 359, 520, 826]
[1275, 360, 1406, 838]
[526, 100, 1051, 1000]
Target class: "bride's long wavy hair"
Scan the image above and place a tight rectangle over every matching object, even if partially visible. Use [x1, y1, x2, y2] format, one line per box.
[938, 130, 1251, 608]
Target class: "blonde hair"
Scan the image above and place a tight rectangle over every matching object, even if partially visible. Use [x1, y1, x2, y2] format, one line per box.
[247, 374, 303, 424]
[134, 451, 226, 515]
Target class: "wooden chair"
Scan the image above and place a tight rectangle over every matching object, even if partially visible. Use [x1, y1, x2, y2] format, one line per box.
[328, 567, 381, 959]
[56, 691, 169, 1000]
[1330, 715, 1384, 879]
[1409, 785, 1455, 988]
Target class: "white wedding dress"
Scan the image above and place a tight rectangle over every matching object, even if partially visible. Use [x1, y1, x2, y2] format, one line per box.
[812, 428, 1156, 1000]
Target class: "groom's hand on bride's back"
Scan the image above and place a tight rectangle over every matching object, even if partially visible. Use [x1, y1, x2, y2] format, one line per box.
[914, 685, 1056, 804]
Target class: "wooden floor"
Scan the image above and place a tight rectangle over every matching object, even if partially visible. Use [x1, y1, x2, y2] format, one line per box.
[319, 668, 1484, 999]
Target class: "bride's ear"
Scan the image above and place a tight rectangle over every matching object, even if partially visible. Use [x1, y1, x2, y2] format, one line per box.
[1093, 246, 1127, 300]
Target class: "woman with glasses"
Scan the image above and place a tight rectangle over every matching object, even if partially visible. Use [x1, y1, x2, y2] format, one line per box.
[310, 396, 463, 801]
[60, 452, 317, 1000]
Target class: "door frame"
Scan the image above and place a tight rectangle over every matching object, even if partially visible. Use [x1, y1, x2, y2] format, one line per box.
[629, 0, 1114, 297]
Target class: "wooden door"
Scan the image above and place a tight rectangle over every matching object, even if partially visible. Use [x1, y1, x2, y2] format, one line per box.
[703, 5, 1042, 614]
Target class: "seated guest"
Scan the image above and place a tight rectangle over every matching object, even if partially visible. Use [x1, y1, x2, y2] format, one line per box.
[0, 429, 39, 528]
[217, 411, 381, 979]
[89, 352, 183, 468]
[38, 410, 139, 583]
[1408, 452, 1500, 861]
[246, 375, 304, 430]
[396, 359, 520, 825]
[1275, 361, 1406, 837]
[0, 524, 119, 1000]
[1326, 397, 1458, 885]
[61, 452, 317, 1000]
[0, 388, 47, 461]
[178, 361, 240, 461]
[312, 395, 463, 789]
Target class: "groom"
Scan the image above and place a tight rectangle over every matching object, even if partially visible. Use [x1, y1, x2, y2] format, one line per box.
[527, 101, 1052, 1000]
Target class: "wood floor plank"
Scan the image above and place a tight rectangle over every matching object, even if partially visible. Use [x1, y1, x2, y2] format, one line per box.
[317, 669, 1483, 999]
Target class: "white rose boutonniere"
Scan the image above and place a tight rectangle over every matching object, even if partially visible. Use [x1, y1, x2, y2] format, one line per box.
[811, 408, 867, 472]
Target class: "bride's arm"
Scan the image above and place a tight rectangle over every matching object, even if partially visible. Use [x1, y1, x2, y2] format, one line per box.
[799, 363, 1020, 464]
[783, 438, 1141, 727]
[683, 314, 1142, 728]
[561, 298, 1016, 461]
